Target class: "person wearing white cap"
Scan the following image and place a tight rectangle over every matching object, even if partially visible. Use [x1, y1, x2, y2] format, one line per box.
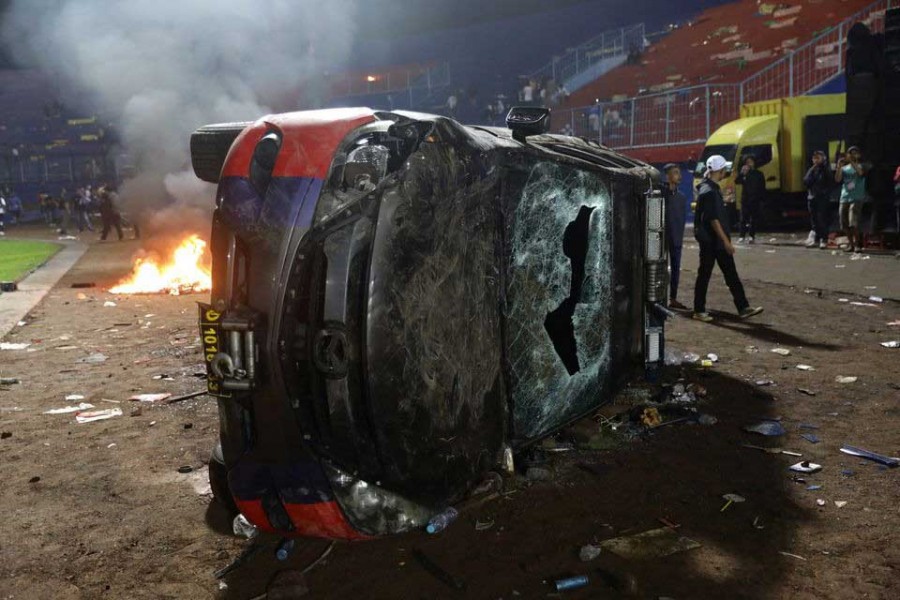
[692, 155, 763, 323]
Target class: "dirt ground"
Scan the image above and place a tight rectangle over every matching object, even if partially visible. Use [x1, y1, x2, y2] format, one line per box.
[1, 232, 898, 600]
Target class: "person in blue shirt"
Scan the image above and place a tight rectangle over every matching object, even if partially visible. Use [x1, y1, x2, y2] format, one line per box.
[662, 163, 688, 310]
[835, 146, 867, 253]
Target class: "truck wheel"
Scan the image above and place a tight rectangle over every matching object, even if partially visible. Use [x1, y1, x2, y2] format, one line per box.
[209, 442, 238, 515]
[190, 122, 251, 184]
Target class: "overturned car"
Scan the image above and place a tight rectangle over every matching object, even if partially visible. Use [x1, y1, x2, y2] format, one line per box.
[191, 107, 668, 540]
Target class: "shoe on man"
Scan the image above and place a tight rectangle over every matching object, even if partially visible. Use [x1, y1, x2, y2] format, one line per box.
[749, 237, 755, 244]
[805, 229, 816, 245]
[692, 312, 714, 323]
[739, 306, 764, 319]
[669, 299, 688, 310]
[737, 237, 746, 244]
[804, 238, 817, 248]
[819, 241, 827, 249]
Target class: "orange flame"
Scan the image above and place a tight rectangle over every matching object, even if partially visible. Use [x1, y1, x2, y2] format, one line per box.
[109, 234, 212, 295]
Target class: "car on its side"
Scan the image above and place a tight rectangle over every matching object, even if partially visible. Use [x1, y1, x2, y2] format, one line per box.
[191, 106, 668, 540]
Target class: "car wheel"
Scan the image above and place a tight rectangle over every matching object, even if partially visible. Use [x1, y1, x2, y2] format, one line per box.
[190, 122, 252, 184]
[209, 442, 238, 515]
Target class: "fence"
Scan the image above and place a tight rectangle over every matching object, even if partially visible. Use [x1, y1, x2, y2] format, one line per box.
[329, 63, 451, 99]
[552, 0, 893, 153]
[530, 23, 646, 86]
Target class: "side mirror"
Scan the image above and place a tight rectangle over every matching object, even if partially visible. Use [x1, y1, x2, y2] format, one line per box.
[506, 106, 551, 143]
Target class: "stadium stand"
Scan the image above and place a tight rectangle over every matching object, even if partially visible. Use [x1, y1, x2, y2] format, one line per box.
[554, 0, 891, 163]
[0, 70, 114, 221]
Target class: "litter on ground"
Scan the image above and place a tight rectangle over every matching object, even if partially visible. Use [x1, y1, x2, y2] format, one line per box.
[75, 408, 123, 423]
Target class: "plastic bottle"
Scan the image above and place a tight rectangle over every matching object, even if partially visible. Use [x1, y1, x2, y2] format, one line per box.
[554, 575, 589, 591]
[275, 538, 295, 561]
[425, 507, 459, 534]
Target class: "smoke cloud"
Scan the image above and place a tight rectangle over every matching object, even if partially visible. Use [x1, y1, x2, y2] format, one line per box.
[2, 0, 357, 241]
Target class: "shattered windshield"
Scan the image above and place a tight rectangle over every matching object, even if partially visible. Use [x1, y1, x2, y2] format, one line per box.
[505, 161, 614, 440]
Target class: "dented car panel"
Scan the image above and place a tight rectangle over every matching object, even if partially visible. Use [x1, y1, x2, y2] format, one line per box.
[197, 108, 663, 539]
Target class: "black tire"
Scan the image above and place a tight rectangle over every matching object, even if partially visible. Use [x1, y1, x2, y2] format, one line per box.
[190, 122, 252, 184]
[209, 442, 238, 515]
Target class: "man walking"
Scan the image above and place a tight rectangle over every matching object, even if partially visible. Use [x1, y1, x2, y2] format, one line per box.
[735, 155, 765, 243]
[662, 163, 688, 310]
[835, 146, 867, 252]
[693, 155, 764, 323]
[803, 150, 833, 248]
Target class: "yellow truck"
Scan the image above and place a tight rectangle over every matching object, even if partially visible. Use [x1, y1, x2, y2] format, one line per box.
[695, 94, 846, 222]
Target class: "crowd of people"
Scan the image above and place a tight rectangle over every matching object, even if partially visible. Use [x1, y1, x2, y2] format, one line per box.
[0, 183, 133, 241]
[662, 144, 900, 323]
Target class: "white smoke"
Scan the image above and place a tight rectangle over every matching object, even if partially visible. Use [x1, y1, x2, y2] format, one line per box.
[2, 0, 357, 238]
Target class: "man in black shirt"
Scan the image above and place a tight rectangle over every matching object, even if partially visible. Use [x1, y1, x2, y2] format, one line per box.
[803, 150, 833, 248]
[735, 155, 766, 243]
[692, 155, 764, 323]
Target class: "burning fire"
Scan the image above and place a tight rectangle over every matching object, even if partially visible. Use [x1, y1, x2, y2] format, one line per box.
[110, 234, 212, 295]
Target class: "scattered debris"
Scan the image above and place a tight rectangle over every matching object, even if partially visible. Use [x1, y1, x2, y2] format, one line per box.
[579, 544, 602, 562]
[796, 364, 815, 371]
[474, 519, 494, 532]
[707, 353, 719, 362]
[426, 507, 460, 534]
[881, 341, 900, 349]
[806, 485, 822, 491]
[0, 377, 20, 385]
[177, 465, 194, 474]
[0, 342, 31, 351]
[554, 575, 589, 592]
[71, 282, 96, 288]
[129, 393, 172, 403]
[743, 444, 801, 456]
[697, 414, 718, 426]
[834, 501, 848, 508]
[640, 407, 662, 428]
[75, 353, 108, 364]
[744, 420, 786, 436]
[744, 345, 759, 353]
[233, 514, 259, 540]
[841, 469, 855, 477]
[103, 301, 117, 307]
[771, 348, 791, 356]
[779, 551, 807, 561]
[599, 527, 701, 559]
[65, 394, 85, 401]
[800, 433, 821, 444]
[412, 548, 466, 591]
[869, 296, 883, 303]
[752, 516, 765, 529]
[152, 374, 175, 381]
[720, 493, 746, 512]
[816, 499, 826, 507]
[130, 406, 142, 417]
[849, 302, 878, 307]
[1, 432, 11, 439]
[835, 376, 858, 384]
[165, 390, 207, 404]
[755, 379, 775, 387]
[75, 407, 123, 423]
[44, 403, 95, 415]
[797, 388, 816, 396]
[840, 445, 899, 468]
[789, 461, 822, 474]
[29, 476, 40, 484]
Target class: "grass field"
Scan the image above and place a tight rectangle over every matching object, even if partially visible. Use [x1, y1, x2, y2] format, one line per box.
[0, 239, 61, 282]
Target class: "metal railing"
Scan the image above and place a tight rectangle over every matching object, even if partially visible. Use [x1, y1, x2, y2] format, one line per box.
[530, 23, 646, 85]
[552, 0, 893, 153]
[329, 63, 451, 98]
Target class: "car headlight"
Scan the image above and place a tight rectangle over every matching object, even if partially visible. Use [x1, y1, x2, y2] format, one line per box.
[323, 462, 434, 536]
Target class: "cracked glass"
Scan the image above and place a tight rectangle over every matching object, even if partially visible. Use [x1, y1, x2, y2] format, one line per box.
[506, 161, 614, 440]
